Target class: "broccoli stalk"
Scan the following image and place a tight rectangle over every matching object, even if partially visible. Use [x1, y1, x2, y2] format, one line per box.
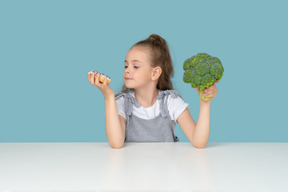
[183, 53, 224, 101]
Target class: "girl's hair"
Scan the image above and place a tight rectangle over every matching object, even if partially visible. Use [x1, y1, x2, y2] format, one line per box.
[119, 34, 174, 93]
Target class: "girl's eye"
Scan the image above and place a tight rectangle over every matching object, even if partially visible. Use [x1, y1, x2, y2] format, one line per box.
[124, 66, 139, 69]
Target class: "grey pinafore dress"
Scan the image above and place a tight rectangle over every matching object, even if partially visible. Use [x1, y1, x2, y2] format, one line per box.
[115, 89, 182, 142]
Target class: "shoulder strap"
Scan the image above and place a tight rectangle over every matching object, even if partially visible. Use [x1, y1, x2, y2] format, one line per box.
[115, 91, 140, 121]
[115, 92, 140, 127]
[115, 92, 126, 100]
[157, 90, 183, 118]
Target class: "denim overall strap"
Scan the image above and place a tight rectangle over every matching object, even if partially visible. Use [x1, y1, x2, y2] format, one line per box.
[115, 92, 140, 127]
[157, 90, 182, 118]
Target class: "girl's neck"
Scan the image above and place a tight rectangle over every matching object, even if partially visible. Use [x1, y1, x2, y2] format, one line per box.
[134, 88, 159, 108]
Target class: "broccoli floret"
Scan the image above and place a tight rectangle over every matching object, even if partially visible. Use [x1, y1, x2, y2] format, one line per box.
[183, 53, 224, 101]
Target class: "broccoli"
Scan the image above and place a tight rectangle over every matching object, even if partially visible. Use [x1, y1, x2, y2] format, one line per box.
[183, 53, 224, 101]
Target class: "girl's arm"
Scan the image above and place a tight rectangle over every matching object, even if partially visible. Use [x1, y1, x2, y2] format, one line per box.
[192, 100, 211, 148]
[177, 103, 210, 149]
[177, 82, 218, 149]
[88, 72, 125, 148]
[104, 95, 125, 148]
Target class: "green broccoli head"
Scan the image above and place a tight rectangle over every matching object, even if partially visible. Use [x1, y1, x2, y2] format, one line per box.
[183, 53, 224, 101]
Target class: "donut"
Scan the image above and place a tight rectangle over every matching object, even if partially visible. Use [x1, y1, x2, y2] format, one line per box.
[90, 70, 111, 85]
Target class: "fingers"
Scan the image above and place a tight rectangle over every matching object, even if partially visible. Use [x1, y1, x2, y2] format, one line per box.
[203, 88, 213, 95]
[203, 84, 217, 98]
[88, 71, 94, 84]
[95, 72, 100, 86]
[195, 82, 218, 99]
[96, 73, 108, 86]
[88, 71, 99, 86]
[103, 74, 107, 85]
[88, 71, 109, 88]
[203, 90, 211, 98]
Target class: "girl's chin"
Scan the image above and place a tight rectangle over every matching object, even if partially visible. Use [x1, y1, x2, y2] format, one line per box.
[124, 83, 133, 88]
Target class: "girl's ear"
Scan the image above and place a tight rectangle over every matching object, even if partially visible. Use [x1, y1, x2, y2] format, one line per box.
[151, 66, 162, 81]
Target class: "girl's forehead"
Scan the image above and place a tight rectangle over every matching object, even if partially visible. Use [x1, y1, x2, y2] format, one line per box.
[126, 46, 150, 61]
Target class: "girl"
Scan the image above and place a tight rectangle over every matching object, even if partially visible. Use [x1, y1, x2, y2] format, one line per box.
[88, 34, 218, 149]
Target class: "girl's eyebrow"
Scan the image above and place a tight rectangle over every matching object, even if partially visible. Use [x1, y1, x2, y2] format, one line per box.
[124, 60, 142, 63]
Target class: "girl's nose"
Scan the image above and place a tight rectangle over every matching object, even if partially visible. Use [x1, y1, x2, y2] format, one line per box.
[125, 68, 130, 74]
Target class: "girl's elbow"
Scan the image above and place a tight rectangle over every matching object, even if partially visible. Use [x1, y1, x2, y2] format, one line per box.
[110, 142, 124, 149]
[191, 142, 207, 149]
[195, 145, 206, 149]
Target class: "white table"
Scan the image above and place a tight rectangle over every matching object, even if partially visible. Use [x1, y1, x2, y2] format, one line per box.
[0, 142, 287, 192]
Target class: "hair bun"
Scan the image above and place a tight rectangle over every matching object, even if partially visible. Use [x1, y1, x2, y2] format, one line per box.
[149, 34, 162, 42]
[149, 34, 159, 40]
[148, 34, 167, 47]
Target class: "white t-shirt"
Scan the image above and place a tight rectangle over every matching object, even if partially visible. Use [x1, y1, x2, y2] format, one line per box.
[116, 90, 189, 123]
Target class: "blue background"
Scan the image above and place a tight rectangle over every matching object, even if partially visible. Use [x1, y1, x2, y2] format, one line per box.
[1, 0, 287, 142]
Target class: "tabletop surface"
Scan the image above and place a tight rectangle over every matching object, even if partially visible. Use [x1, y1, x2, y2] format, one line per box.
[0, 142, 287, 192]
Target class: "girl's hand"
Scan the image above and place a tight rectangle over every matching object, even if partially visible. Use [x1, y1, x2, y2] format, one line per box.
[195, 80, 219, 102]
[88, 71, 115, 98]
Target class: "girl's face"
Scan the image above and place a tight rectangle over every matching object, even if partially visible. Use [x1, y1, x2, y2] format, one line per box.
[123, 46, 155, 89]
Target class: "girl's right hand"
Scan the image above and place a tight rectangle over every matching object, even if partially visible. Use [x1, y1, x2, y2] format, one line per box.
[88, 71, 115, 98]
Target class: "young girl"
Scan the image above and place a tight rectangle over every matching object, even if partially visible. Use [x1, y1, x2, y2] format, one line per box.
[88, 34, 218, 149]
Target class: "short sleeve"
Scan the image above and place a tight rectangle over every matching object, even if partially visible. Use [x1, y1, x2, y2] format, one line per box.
[167, 95, 189, 123]
[115, 96, 126, 120]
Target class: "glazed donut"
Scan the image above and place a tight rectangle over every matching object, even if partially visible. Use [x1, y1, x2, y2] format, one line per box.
[90, 70, 111, 85]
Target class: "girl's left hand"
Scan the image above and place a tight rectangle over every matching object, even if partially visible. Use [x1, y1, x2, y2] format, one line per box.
[195, 80, 219, 102]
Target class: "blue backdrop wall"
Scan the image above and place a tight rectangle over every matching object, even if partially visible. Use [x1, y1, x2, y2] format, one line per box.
[1, 0, 287, 142]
